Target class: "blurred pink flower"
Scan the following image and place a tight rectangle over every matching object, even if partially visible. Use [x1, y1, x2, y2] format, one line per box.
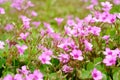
[101, 1, 112, 12]
[54, 17, 64, 25]
[58, 53, 70, 63]
[20, 32, 29, 40]
[92, 68, 103, 80]
[3, 74, 13, 80]
[70, 49, 83, 61]
[31, 11, 38, 17]
[38, 54, 51, 64]
[113, 0, 120, 5]
[32, 21, 41, 28]
[0, 7, 5, 14]
[14, 74, 23, 80]
[84, 40, 93, 51]
[0, 41, 5, 49]
[18, 65, 30, 75]
[62, 65, 73, 73]
[32, 70, 43, 80]
[16, 44, 28, 55]
[4, 24, 14, 31]
[102, 35, 110, 41]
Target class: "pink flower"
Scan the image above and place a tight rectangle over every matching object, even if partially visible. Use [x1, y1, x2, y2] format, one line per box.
[3, 74, 13, 80]
[103, 55, 116, 66]
[113, 0, 120, 5]
[32, 21, 41, 28]
[0, 7, 5, 14]
[32, 70, 43, 80]
[16, 44, 28, 55]
[91, 0, 98, 5]
[89, 26, 101, 36]
[103, 48, 117, 57]
[101, 1, 112, 12]
[70, 49, 83, 61]
[84, 40, 93, 51]
[54, 17, 64, 25]
[62, 65, 73, 73]
[0, 41, 5, 49]
[4, 24, 14, 31]
[31, 11, 38, 17]
[18, 65, 30, 75]
[20, 32, 29, 40]
[38, 54, 51, 64]
[14, 74, 23, 80]
[43, 22, 54, 33]
[58, 53, 70, 63]
[20, 15, 31, 29]
[102, 35, 110, 41]
[92, 68, 103, 80]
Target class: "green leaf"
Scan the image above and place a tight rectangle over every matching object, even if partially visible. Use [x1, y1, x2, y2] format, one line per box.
[113, 70, 120, 80]
[0, 58, 6, 68]
[86, 62, 94, 71]
[94, 57, 102, 64]
[78, 69, 92, 79]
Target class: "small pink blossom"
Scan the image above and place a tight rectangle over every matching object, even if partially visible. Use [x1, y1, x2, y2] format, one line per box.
[54, 17, 64, 25]
[3, 74, 13, 80]
[62, 65, 73, 73]
[16, 44, 28, 55]
[0, 7, 5, 14]
[31, 11, 38, 17]
[103, 55, 116, 66]
[113, 0, 120, 5]
[84, 40, 93, 51]
[32, 70, 43, 80]
[0, 41, 5, 49]
[101, 1, 112, 12]
[70, 49, 83, 61]
[92, 68, 103, 80]
[20, 32, 29, 40]
[102, 35, 110, 41]
[38, 54, 51, 65]
[58, 53, 70, 63]
[14, 74, 23, 80]
[32, 21, 41, 28]
[4, 24, 14, 31]
[18, 65, 30, 75]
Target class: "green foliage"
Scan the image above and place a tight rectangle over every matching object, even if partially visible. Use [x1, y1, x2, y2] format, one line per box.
[110, 5, 120, 13]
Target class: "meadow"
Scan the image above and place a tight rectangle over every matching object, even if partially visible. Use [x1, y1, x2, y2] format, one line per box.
[0, 0, 120, 80]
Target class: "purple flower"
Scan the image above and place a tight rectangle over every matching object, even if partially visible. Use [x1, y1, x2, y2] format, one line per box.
[18, 65, 30, 75]
[92, 68, 103, 80]
[3, 74, 13, 80]
[113, 0, 120, 5]
[31, 11, 38, 17]
[32, 70, 43, 80]
[58, 53, 70, 63]
[16, 44, 28, 55]
[38, 54, 51, 65]
[14, 74, 23, 80]
[101, 1, 112, 12]
[32, 21, 41, 28]
[62, 65, 73, 73]
[70, 49, 83, 61]
[4, 24, 14, 31]
[103, 55, 116, 66]
[103, 48, 117, 57]
[20, 32, 29, 40]
[54, 17, 64, 25]
[102, 35, 110, 41]
[0, 7, 5, 14]
[84, 40, 93, 51]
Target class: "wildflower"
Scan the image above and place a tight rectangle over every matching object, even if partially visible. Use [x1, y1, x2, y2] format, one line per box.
[20, 32, 29, 40]
[0, 7, 5, 14]
[32, 21, 41, 28]
[14, 74, 23, 80]
[101, 1, 112, 12]
[89, 26, 101, 36]
[84, 40, 93, 51]
[4, 24, 14, 31]
[92, 68, 103, 80]
[16, 44, 28, 55]
[62, 65, 73, 73]
[70, 49, 83, 61]
[31, 11, 38, 17]
[102, 35, 110, 41]
[38, 54, 51, 64]
[103, 48, 117, 57]
[32, 70, 43, 80]
[58, 53, 70, 63]
[54, 17, 64, 25]
[103, 55, 116, 66]
[113, 0, 120, 5]
[18, 65, 30, 75]
[3, 74, 13, 80]
[0, 41, 5, 49]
